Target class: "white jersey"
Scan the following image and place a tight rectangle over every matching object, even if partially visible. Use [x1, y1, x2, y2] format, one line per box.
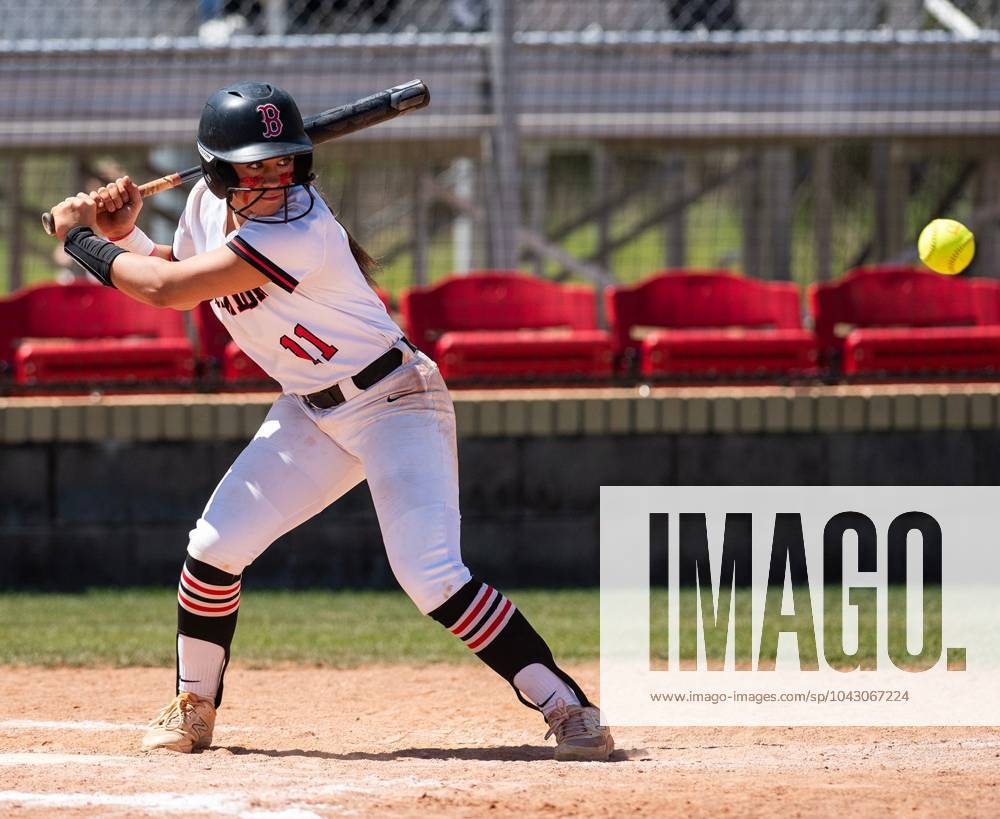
[172, 179, 403, 395]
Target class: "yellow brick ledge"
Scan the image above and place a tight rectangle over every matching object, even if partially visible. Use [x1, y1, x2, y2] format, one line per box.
[1, 384, 999, 443]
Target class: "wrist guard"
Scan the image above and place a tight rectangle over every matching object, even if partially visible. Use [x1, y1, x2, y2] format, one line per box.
[64, 226, 126, 288]
[109, 226, 156, 256]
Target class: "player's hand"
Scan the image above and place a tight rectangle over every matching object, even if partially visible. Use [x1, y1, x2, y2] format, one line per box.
[93, 176, 143, 240]
[51, 192, 99, 241]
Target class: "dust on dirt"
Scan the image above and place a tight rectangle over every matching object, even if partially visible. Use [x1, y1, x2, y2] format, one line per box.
[1, 664, 997, 817]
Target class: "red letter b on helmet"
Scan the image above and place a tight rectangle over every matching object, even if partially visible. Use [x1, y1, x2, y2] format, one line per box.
[256, 104, 283, 138]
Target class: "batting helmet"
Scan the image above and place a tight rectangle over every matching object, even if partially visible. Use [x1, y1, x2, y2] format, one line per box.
[197, 81, 314, 219]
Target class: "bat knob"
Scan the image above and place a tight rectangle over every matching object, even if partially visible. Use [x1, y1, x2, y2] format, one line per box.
[390, 79, 429, 111]
[41, 211, 55, 236]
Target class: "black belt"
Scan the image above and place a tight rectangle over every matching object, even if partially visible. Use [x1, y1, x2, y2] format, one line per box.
[304, 337, 417, 410]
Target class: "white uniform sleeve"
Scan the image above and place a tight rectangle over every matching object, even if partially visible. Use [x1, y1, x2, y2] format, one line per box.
[171, 185, 199, 261]
[226, 216, 326, 295]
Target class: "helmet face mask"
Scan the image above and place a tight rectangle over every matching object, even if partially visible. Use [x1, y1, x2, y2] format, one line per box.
[197, 81, 316, 223]
[222, 155, 317, 225]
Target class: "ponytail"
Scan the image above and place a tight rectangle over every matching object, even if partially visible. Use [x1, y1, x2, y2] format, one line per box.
[342, 224, 380, 288]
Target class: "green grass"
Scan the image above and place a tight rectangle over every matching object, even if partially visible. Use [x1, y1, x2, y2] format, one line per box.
[651, 586, 943, 670]
[0, 587, 941, 669]
[0, 588, 599, 668]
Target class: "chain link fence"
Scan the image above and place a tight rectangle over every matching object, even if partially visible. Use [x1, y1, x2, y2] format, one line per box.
[0, 0, 998, 388]
[5, 1, 1000, 38]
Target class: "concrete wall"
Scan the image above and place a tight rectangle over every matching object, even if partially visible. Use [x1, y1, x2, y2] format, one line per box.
[4, 391, 1000, 590]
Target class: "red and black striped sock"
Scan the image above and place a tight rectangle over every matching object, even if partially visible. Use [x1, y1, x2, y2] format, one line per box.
[429, 577, 592, 710]
[176, 555, 242, 707]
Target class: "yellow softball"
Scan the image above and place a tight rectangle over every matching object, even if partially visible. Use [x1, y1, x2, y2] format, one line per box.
[918, 218, 975, 275]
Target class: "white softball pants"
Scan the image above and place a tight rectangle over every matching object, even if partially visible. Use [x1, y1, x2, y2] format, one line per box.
[185, 348, 471, 614]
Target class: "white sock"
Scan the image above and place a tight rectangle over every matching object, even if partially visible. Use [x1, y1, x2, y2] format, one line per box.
[513, 663, 580, 717]
[177, 635, 225, 702]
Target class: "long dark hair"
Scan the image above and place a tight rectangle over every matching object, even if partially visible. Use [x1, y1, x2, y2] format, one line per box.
[343, 225, 380, 288]
[313, 184, 380, 287]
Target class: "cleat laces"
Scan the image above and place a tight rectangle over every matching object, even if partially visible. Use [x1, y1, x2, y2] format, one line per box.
[544, 699, 592, 743]
[150, 694, 208, 733]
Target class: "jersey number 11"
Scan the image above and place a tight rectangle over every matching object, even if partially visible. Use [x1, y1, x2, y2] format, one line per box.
[280, 323, 338, 365]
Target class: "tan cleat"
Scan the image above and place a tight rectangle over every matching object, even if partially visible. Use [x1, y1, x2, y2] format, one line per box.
[141, 692, 216, 753]
[544, 699, 614, 761]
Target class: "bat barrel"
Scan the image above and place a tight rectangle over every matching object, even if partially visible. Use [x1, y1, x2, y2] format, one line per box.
[41, 80, 430, 236]
[305, 79, 429, 144]
[390, 79, 431, 111]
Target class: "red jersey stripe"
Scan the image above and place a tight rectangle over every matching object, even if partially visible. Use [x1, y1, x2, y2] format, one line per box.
[229, 236, 298, 291]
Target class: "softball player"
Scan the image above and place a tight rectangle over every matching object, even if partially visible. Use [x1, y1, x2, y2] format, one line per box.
[51, 81, 613, 762]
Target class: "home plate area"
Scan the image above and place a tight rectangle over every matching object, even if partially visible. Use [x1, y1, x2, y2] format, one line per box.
[1, 665, 997, 818]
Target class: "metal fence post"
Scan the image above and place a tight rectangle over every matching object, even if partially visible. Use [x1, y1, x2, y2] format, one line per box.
[7, 157, 24, 292]
[741, 150, 762, 278]
[452, 157, 476, 275]
[487, 0, 521, 272]
[663, 151, 689, 270]
[593, 144, 612, 275]
[814, 142, 834, 282]
[873, 140, 907, 263]
[526, 145, 548, 276]
[265, 0, 287, 35]
[974, 155, 1000, 279]
[763, 147, 794, 281]
[412, 168, 430, 286]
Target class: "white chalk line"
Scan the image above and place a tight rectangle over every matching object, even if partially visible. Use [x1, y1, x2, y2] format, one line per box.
[0, 719, 254, 732]
[1, 719, 148, 731]
[0, 789, 326, 817]
[958, 738, 1000, 749]
[0, 752, 135, 765]
[0, 772, 447, 817]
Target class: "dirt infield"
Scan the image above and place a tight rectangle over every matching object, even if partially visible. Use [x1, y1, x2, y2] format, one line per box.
[1, 664, 997, 817]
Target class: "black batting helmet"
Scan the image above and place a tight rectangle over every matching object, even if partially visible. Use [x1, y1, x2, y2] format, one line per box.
[197, 81, 314, 213]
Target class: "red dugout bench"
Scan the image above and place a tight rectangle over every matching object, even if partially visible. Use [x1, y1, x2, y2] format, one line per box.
[0, 282, 195, 387]
[401, 272, 614, 383]
[809, 266, 1000, 376]
[605, 271, 818, 379]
